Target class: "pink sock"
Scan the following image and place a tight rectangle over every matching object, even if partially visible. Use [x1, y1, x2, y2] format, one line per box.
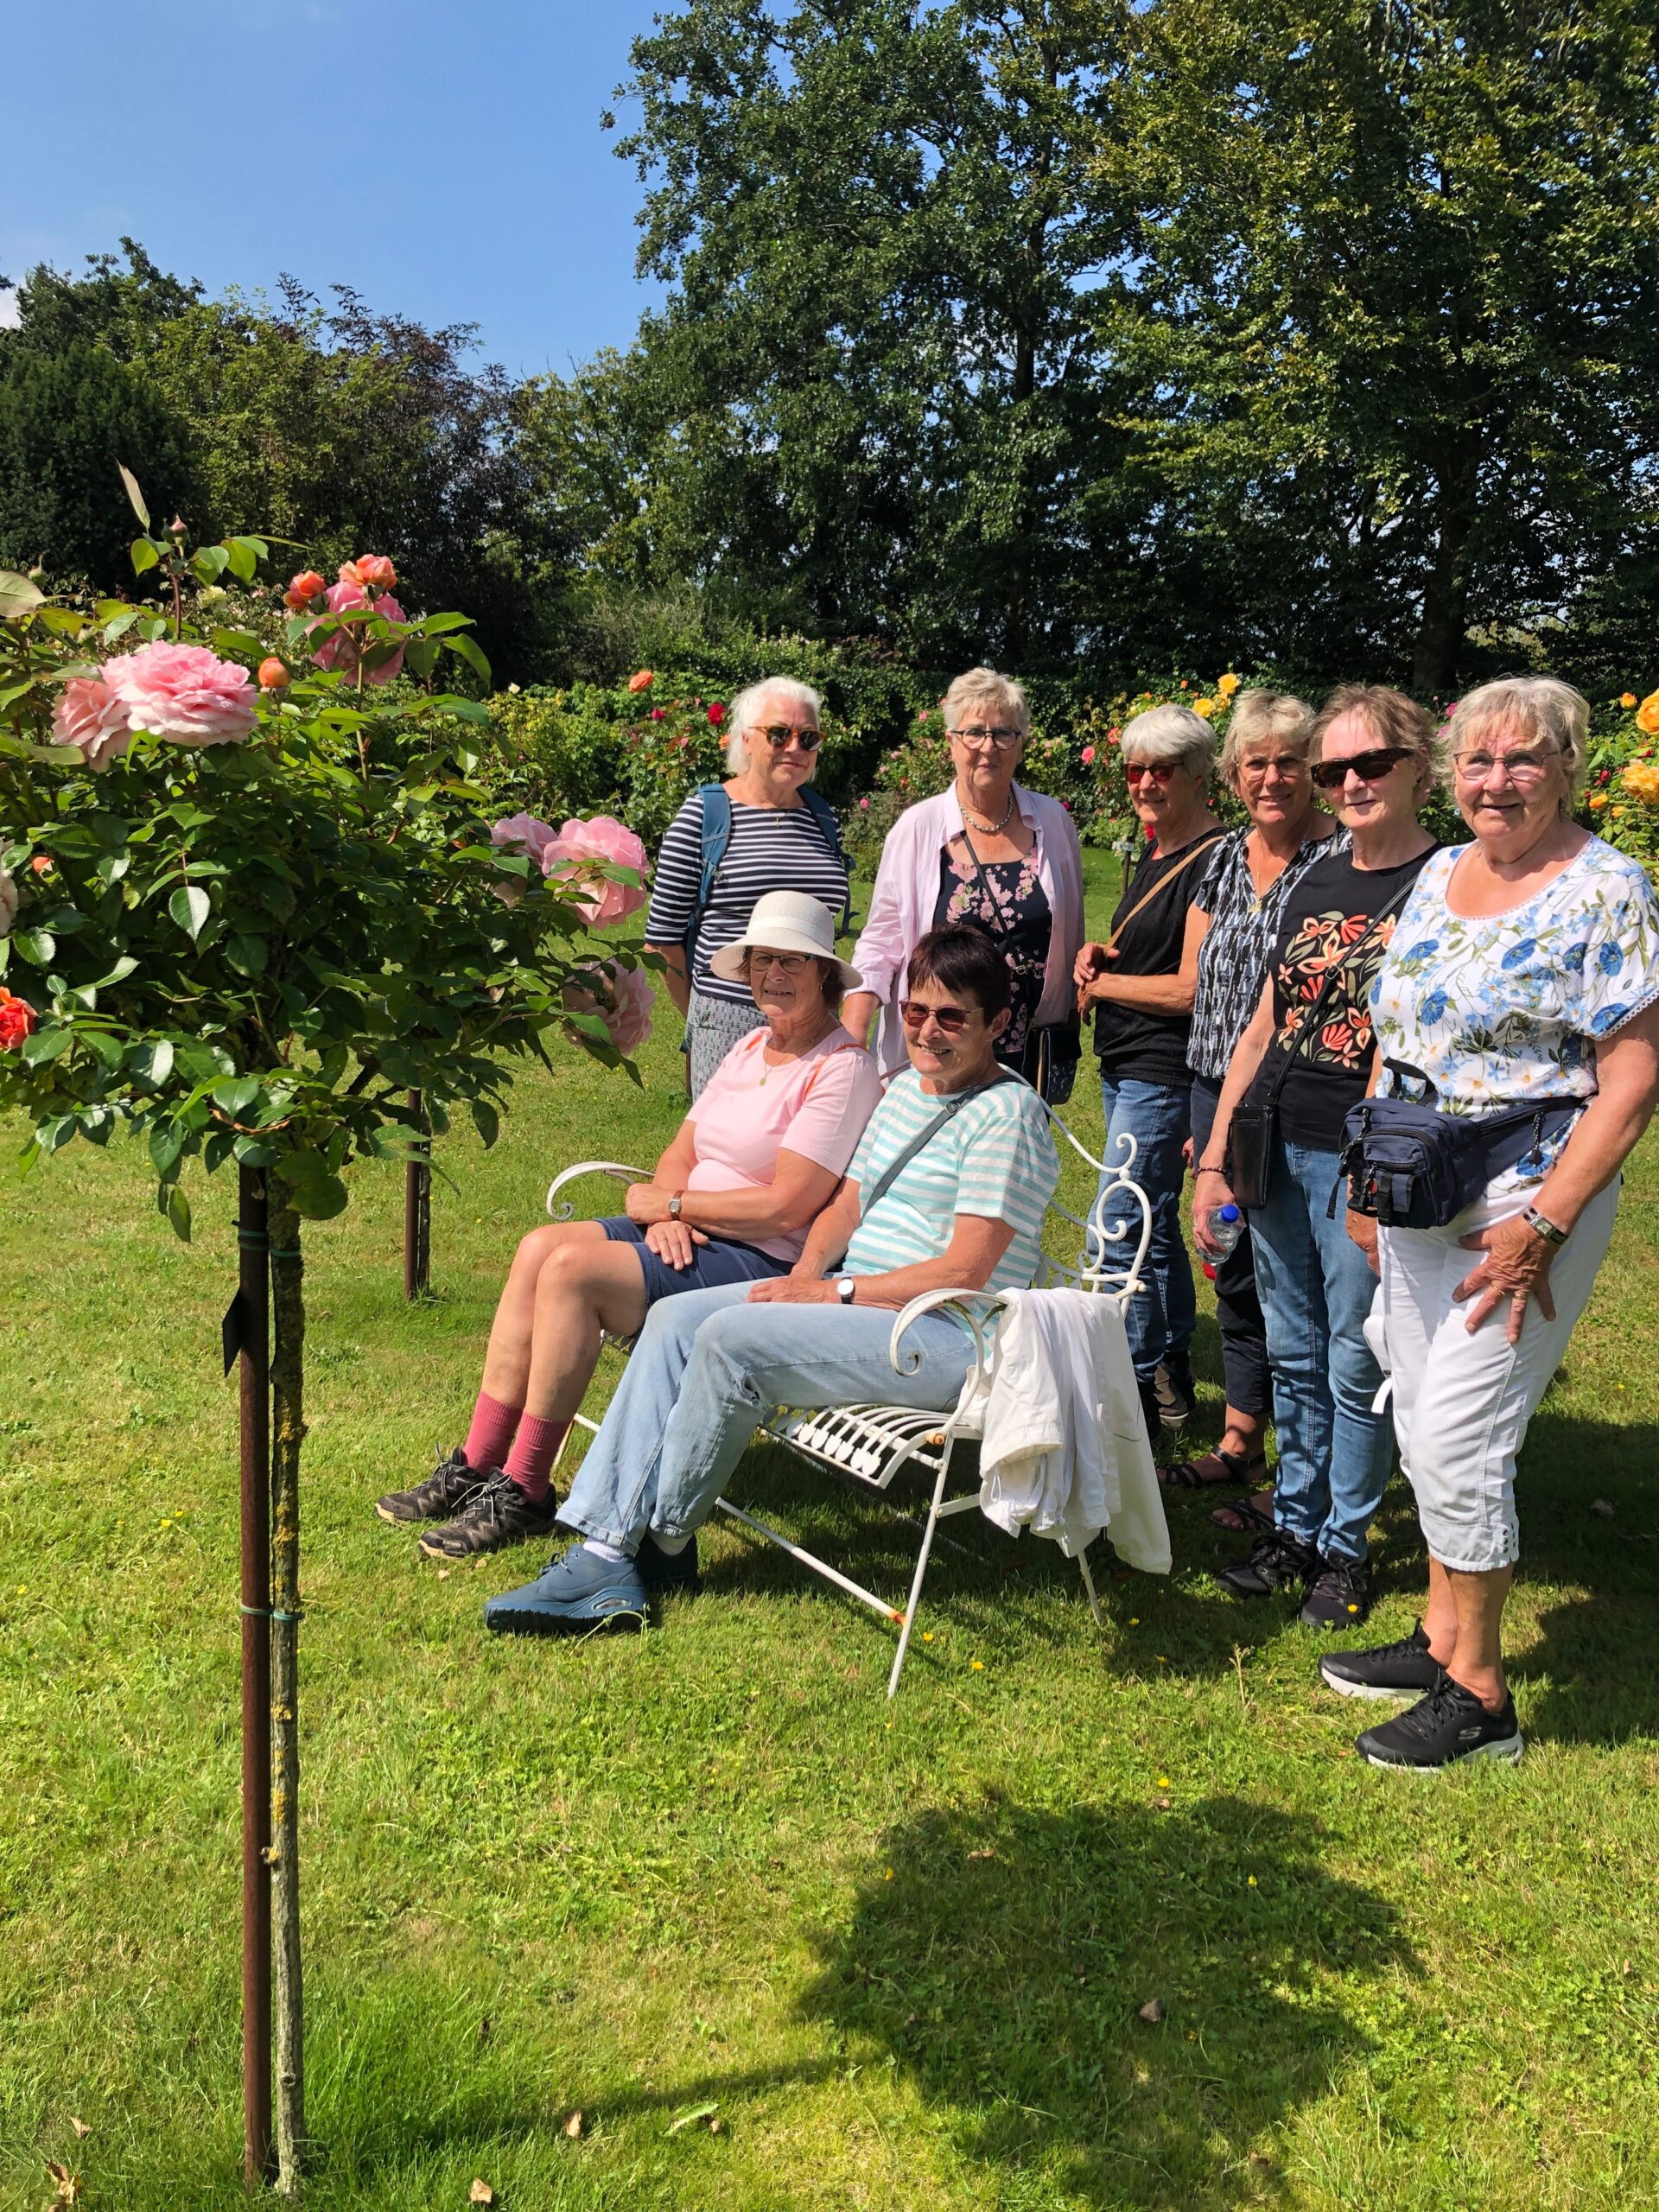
[463, 1390, 522, 1476]
[503, 1412, 569, 1503]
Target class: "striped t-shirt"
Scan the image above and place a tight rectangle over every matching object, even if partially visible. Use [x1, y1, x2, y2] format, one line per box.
[842, 1071, 1058, 1292]
[645, 793, 850, 1002]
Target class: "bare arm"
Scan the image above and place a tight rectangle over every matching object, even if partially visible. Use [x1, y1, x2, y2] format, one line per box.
[748, 1207, 1016, 1309]
[1077, 905, 1211, 1018]
[628, 1147, 845, 1240]
[841, 990, 878, 1048]
[1191, 978, 1276, 1253]
[645, 940, 690, 1017]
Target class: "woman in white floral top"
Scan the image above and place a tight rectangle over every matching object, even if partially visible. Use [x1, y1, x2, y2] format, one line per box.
[1320, 676, 1659, 1773]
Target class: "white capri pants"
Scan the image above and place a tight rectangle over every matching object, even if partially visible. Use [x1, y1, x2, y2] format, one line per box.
[1376, 1179, 1620, 1573]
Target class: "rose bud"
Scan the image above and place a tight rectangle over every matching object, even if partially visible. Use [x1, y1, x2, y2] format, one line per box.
[283, 569, 327, 612]
[30, 855, 53, 875]
[258, 658, 292, 690]
[355, 554, 397, 590]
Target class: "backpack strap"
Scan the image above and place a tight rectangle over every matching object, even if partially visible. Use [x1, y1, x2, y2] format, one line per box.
[798, 786, 855, 935]
[690, 784, 734, 957]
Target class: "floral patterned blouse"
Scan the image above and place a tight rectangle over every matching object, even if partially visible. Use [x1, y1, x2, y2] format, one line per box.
[933, 836, 1052, 1065]
[1372, 837, 1659, 1223]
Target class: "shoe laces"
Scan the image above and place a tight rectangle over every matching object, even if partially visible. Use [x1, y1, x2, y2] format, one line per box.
[457, 1470, 519, 1532]
[1313, 1558, 1368, 1599]
[1395, 1669, 1476, 1740]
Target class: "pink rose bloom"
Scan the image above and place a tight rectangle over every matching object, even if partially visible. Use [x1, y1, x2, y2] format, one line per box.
[650, 707, 666, 721]
[1081, 744, 1096, 766]
[310, 578, 407, 683]
[102, 643, 257, 747]
[599, 960, 653, 1053]
[490, 812, 561, 906]
[542, 814, 650, 925]
[53, 676, 135, 770]
[859, 796, 870, 810]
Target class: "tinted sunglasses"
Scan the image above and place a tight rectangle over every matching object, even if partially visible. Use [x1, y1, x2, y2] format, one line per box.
[759, 723, 822, 751]
[1123, 760, 1176, 785]
[1309, 745, 1413, 791]
[899, 999, 971, 1033]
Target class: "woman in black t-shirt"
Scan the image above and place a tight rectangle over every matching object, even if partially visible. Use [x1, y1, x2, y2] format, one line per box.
[1194, 686, 1437, 1629]
[1075, 703, 1224, 1434]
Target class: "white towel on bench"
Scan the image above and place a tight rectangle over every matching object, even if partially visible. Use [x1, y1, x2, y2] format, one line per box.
[960, 1288, 1170, 1572]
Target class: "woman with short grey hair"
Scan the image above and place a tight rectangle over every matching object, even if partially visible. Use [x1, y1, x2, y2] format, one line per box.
[843, 664, 1084, 1095]
[1075, 703, 1224, 1434]
[645, 677, 852, 1096]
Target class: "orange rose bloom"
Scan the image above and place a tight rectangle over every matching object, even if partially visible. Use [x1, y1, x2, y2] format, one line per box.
[283, 570, 327, 612]
[257, 658, 291, 690]
[628, 670, 654, 694]
[354, 555, 397, 590]
[1637, 690, 1659, 738]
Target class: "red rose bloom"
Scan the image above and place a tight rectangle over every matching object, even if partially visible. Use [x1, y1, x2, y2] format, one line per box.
[0, 988, 39, 1049]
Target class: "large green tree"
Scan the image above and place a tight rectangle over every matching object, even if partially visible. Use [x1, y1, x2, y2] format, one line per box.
[603, 0, 1135, 665]
[1106, 0, 1659, 690]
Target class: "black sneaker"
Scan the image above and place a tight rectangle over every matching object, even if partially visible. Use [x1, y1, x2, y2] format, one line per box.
[637, 1533, 699, 1594]
[1357, 1675, 1523, 1770]
[1299, 1554, 1373, 1630]
[377, 1447, 487, 1526]
[419, 1471, 563, 1559]
[1215, 1528, 1319, 1599]
[1319, 1622, 1440, 1701]
[1152, 1365, 1197, 1430]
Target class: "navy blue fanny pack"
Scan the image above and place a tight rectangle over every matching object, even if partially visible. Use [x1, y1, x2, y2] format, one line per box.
[1332, 1062, 1582, 1230]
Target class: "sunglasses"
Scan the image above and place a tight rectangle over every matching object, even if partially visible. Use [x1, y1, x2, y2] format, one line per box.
[899, 999, 972, 1034]
[759, 724, 822, 752]
[1123, 760, 1176, 785]
[1308, 745, 1414, 791]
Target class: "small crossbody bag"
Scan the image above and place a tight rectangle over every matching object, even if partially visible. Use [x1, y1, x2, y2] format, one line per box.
[1225, 879, 1417, 1211]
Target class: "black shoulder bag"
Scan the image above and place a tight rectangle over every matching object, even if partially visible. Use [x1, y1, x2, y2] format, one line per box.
[1224, 878, 1418, 1211]
[1334, 1065, 1583, 1230]
[956, 822, 1082, 1105]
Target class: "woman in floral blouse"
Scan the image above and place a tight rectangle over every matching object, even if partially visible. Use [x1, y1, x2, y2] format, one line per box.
[1317, 676, 1659, 1771]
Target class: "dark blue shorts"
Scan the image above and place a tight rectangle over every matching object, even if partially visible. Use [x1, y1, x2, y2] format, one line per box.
[598, 1217, 789, 1308]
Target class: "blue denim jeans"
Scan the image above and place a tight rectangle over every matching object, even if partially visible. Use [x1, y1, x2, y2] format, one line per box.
[1094, 1073, 1194, 1387]
[558, 1284, 972, 1552]
[1248, 1135, 1392, 1563]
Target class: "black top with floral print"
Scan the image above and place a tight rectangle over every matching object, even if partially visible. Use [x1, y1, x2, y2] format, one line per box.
[933, 838, 1052, 1065]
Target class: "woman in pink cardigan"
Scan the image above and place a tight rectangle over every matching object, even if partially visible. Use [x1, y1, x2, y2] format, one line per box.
[842, 667, 1085, 1099]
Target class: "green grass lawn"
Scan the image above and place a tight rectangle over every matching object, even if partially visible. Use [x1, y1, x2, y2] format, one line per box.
[4, 862, 1659, 2209]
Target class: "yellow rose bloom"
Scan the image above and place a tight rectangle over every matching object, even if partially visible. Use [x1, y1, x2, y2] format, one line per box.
[1637, 691, 1659, 738]
[1193, 697, 1217, 719]
[1217, 672, 1240, 697]
[1620, 692, 1638, 709]
[1588, 791, 1610, 810]
[1621, 761, 1659, 804]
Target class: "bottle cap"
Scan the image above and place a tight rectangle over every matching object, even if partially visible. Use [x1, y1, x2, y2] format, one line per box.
[1219, 1204, 1240, 1222]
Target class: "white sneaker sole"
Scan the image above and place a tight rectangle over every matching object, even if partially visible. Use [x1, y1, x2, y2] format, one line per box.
[1319, 1665, 1430, 1701]
[1363, 1731, 1525, 1771]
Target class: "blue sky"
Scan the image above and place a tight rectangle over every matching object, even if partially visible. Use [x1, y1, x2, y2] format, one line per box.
[0, 1, 669, 378]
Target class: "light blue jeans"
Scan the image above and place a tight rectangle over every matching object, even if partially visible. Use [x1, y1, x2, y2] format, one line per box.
[1249, 1135, 1392, 1564]
[1094, 1074, 1195, 1387]
[558, 1284, 973, 1552]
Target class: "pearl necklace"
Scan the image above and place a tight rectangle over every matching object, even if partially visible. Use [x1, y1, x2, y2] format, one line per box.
[962, 788, 1015, 836]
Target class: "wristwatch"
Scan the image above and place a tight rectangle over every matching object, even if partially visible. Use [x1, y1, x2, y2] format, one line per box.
[836, 1276, 857, 1306]
[667, 1191, 684, 1221]
[1522, 1205, 1567, 1246]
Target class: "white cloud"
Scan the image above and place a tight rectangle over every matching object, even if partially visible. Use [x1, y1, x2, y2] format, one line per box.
[0, 287, 20, 329]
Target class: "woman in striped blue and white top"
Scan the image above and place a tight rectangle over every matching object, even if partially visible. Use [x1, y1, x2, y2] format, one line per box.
[645, 677, 850, 1096]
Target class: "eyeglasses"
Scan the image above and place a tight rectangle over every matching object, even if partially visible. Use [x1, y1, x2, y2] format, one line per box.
[1123, 760, 1177, 785]
[1237, 753, 1306, 781]
[1454, 749, 1553, 785]
[1308, 746, 1414, 791]
[949, 726, 1021, 750]
[758, 724, 822, 751]
[899, 999, 971, 1033]
[745, 950, 810, 976]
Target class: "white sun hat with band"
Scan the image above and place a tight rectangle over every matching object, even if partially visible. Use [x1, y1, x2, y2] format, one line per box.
[709, 890, 864, 990]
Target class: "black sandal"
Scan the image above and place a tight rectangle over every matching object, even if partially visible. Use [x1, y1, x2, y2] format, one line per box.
[1210, 1491, 1276, 1535]
[1157, 1446, 1268, 1492]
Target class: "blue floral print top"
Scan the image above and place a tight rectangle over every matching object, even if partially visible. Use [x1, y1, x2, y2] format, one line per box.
[1372, 837, 1659, 1224]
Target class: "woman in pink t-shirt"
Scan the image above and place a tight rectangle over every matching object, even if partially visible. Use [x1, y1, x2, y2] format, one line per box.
[376, 893, 881, 1560]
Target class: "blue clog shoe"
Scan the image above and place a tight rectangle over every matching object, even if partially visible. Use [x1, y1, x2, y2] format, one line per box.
[483, 1543, 648, 1637]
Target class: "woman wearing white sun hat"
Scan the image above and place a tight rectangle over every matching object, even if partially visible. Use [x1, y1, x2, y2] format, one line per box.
[375, 892, 881, 1562]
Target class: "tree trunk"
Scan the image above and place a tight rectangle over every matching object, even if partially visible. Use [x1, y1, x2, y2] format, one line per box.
[404, 1089, 430, 1300]
[268, 1187, 307, 2198]
[237, 1168, 272, 2190]
[1410, 446, 1479, 696]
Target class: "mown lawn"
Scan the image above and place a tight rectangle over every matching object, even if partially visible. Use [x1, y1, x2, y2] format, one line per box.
[3, 862, 1658, 2210]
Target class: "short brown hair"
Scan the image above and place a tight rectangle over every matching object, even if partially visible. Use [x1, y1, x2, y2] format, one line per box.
[1312, 684, 1438, 792]
[906, 925, 1012, 1019]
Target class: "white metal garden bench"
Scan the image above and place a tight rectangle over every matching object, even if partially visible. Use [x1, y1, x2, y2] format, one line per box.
[543, 1107, 1154, 1695]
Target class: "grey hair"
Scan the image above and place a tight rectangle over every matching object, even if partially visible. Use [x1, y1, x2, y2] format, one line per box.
[1218, 689, 1315, 788]
[725, 677, 824, 773]
[1443, 676, 1590, 810]
[941, 665, 1031, 740]
[1121, 702, 1216, 779]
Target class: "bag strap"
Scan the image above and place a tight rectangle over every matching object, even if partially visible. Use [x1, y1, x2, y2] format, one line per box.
[1262, 874, 1419, 1112]
[1103, 832, 1225, 957]
[861, 1075, 1010, 1216]
[798, 786, 855, 935]
[690, 784, 734, 956]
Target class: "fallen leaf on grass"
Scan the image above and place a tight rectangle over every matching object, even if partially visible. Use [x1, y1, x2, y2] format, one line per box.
[967, 1847, 995, 1860]
[1592, 1498, 1616, 1518]
[666, 2101, 720, 2136]
[1154, 1796, 1173, 1811]
[68, 2120, 91, 2139]
[437, 1567, 453, 1580]
[476, 2015, 491, 2046]
[563, 2111, 584, 2140]
[467, 2181, 495, 2206]
[1137, 1999, 1165, 2024]
[45, 2164, 80, 2204]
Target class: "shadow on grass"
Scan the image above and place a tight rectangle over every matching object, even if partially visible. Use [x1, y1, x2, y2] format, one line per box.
[801, 1795, 1415, 2209]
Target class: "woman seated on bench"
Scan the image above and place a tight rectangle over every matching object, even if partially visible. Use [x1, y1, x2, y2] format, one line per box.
[375, 891, 881, 1560]
[481, 924, 1061, 1636]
